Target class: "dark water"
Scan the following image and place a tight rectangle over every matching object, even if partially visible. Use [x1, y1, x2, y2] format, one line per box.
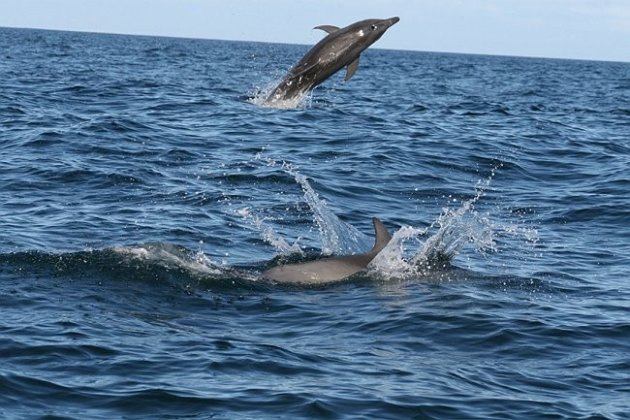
[1, 27, 630, 419]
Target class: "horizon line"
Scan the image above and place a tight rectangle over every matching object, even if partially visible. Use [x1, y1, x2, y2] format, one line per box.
[2, 25, 628, 65]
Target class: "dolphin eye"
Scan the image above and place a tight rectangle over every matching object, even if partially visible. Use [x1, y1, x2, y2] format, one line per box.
[371, 24, 378, 30]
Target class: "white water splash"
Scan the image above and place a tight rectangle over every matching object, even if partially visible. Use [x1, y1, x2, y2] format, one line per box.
[414, 197, 495, 264]
[368, 225, 430, 279]
[292, 171, 371, 255]
[112, 243, 223, 276]
[367, 196, 496, 280]
[369, 162, 532, 280]
[234, 207, 303, 255]
[249, 155, 371, 255]
[248, 78, 313, 110]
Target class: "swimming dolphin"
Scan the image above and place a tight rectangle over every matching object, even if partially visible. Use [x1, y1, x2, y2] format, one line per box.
[262, 218, 392, 284]
[265, 17, 400, 104]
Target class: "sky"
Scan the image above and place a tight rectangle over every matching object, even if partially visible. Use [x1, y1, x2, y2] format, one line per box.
[1, 0, 629, 62]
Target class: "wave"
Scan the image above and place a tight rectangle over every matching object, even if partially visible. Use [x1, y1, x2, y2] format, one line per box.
[0, 244, 259, 292]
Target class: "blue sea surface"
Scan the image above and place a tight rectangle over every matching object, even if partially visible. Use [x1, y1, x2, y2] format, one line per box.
[1, 27, 630, 419]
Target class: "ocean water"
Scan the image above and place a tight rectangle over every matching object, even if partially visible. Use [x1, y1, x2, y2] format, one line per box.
[1, 26, 629, 419]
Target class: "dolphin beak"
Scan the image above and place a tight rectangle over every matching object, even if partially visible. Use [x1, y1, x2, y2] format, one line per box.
[386, 17, 400, 27]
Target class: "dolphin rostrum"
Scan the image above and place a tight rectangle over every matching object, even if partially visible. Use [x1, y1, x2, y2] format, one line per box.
[265, 17, 400, 104]
[262, 218, 392, 284]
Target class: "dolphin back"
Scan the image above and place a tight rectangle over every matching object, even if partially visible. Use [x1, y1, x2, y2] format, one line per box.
[262, 217, 393, 284]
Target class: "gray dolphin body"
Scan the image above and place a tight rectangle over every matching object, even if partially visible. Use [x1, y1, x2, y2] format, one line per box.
[265, 17, 400, 104]
[262, 218, 392, 284]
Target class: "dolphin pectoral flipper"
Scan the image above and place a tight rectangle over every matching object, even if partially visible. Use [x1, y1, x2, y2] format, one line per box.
[314, 25, 340, 34]
[345, 57, 360, 81]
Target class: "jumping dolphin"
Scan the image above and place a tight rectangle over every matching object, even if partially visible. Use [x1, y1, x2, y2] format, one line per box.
[262, 218, 392, 284]
[265, 17, 400, 104]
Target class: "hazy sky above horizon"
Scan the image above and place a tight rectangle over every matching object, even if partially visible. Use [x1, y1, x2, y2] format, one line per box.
[1, 0, 628, 62]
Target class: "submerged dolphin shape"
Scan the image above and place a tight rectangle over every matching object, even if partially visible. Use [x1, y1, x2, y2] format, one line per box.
[262, 218, 392, 284]
[265, 17, 400, 104]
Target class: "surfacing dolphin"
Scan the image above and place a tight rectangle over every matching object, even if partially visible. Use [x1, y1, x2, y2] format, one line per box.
[265, 17, 400, 104]
[262, 218, 392, 284]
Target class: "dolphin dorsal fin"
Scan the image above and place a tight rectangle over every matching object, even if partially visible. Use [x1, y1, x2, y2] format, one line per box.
[314, 25, 340, 34]
[345, 57, 360, 81]
[369, 218, 392, 256]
